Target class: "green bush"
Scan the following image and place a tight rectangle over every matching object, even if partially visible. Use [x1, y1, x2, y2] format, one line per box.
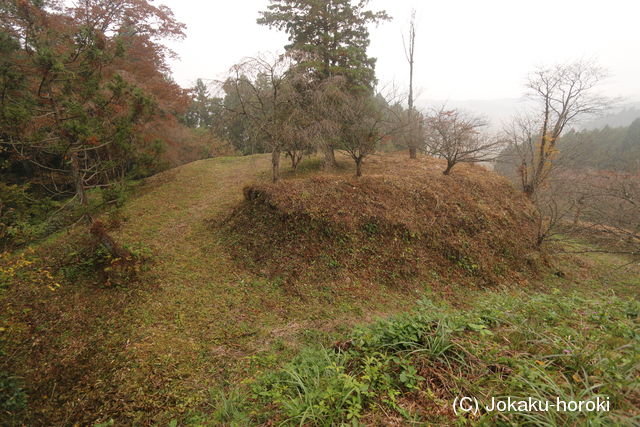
[100, 182, 131, 208]
[0, 182, 57, 249]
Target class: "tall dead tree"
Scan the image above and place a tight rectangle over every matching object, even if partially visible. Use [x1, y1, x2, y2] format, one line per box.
[403, 10, 419, 159]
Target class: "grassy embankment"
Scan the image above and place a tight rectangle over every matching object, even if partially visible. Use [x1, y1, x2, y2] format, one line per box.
[208, 244, 638, 425]
[0, 152, 637, 425]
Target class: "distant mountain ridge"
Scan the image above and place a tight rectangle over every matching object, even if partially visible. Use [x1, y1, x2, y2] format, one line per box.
[420, 99, 640, 131]
[580, 102, 640, 130]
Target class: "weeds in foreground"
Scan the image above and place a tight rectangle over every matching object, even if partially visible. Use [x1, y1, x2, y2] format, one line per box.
[204, 291, 639, 426]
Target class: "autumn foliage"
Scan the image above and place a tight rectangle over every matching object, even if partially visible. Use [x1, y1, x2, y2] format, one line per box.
[0, 0, 224, 247]
[0, 0, 215, 198]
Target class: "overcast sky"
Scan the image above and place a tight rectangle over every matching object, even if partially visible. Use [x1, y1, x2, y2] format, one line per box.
[163, 0, 640, 103]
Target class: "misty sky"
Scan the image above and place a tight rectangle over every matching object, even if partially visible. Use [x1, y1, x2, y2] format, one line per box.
[163, 0, 640, 103]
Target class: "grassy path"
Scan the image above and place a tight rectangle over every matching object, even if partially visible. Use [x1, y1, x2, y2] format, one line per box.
[98, 155, 411, 424]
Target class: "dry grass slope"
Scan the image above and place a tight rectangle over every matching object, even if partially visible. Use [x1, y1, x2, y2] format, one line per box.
[226, 153, 541, 287]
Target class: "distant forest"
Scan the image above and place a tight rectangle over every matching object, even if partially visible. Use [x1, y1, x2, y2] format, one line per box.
[496, 118, 640, 178]
[560, 118, 640, 172]
[581, 106, 640, 130]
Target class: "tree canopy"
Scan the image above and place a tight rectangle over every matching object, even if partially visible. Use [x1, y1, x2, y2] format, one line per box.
[0, 0, 197, 247]
[257, 0, 390, 92]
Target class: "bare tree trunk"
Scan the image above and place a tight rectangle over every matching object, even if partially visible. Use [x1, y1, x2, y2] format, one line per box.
[443, 161, 454, 175]
[272, 147, 281, 183]
[355, 157, 363, 177]
[70, 151, 92, 223]
[90, 221, 131, 259]
[323, 145, 337, 170]
[291, 152, 303, 171]
[572, 196, 584, 226]
[523, 183, 535, 198]
[535, 212, 547, 248]
[70, 152, 132, 260]
[405, 10, 418, 160]
[70, 152, 87, 206]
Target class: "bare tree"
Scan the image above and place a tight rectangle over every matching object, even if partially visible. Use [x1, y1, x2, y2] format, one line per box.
[314, 77, 404, 177]
[281, 107, 319, 171]
[340, 95, 386, 177]
[403, 10, 419, 159]
[279, 69, 321, 171]
[224, 55, 296, 182]
[423, 107, 499, 175]
[505, 60, 610, 197]
[282, 124, 316, 170]
[528, 175, 582, 247]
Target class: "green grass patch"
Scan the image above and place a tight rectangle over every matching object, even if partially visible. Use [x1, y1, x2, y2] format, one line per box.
[203, 289, 639, 425]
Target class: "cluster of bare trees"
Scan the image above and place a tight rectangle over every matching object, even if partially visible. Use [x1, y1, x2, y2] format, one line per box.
[222, 48, 633, 260]
[530, 169, 639, 255]
[574, 171, 639, 255]
[217, 5, 507, 182]
[399, 10, 503, 173]
[222, 54, 406, 182]
[223, 54, 509, 181]
[397, 57, 633, 257]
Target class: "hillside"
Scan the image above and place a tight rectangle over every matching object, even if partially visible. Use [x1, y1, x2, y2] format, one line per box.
[580, 103, 640, 130]
[3, 1, 639, 425]
[226, 154, 539, 287]
[1, 153, 638, 426]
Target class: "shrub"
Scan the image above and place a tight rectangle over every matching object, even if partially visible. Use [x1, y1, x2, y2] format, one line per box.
[0, 183, 57, 249]
[100, 182, 132, 208]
